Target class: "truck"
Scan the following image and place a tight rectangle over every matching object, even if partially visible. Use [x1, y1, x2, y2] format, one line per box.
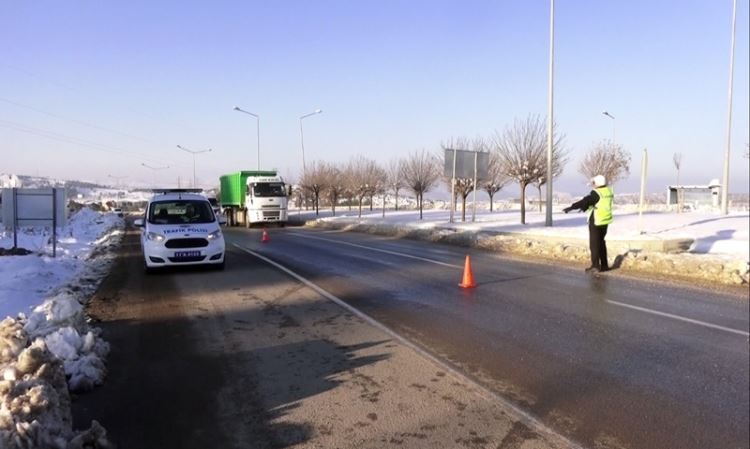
[219, 171, 288, 227]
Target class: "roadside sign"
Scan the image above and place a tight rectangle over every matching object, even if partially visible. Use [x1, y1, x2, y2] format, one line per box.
[443, 149, 489, 180]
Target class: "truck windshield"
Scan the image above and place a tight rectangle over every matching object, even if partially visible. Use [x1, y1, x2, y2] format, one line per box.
[251, 183, 286, 197]
[149, 200, 215, 224]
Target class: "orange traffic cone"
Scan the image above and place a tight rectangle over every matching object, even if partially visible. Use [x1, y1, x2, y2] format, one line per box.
[458, 255, 476, 288]
[261, 228, 270, 243]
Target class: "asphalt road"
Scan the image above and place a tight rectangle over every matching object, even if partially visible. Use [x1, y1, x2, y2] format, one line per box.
[72, 226, 581, 449]
[226, 225, 749, 449]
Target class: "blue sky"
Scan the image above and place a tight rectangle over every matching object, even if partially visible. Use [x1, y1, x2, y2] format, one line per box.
[1, 0, 748, 196]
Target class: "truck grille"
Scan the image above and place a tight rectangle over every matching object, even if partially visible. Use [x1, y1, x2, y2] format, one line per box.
[165, 238, 209, 248]
[262, 211, 280, 219]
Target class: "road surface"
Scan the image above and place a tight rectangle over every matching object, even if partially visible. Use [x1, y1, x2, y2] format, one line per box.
[74, 224, 749, 449]
[227, 225, 749, 449]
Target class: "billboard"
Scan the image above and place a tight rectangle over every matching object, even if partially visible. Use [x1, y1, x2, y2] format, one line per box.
[2, 188, 67, 228]
[443, 149, 489, 180]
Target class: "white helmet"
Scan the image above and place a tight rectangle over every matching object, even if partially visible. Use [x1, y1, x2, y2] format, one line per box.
[592, 175, 606, 187]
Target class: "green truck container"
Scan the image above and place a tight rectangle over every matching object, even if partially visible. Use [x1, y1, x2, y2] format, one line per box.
[219, 171, 278, 207]
[219, 170, 288, 227]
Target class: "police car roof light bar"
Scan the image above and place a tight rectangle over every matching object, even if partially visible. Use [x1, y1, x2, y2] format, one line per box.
[151, 188, 204, 194]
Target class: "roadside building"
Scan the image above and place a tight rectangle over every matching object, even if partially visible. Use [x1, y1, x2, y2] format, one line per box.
[667, 179, 721, 209]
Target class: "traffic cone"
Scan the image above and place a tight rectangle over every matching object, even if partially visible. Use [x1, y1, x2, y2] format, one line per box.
[261, 228, 270, 243]
[458, 255, 476, 288]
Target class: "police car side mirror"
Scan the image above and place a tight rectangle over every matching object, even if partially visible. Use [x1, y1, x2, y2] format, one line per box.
[134, 218, 145, 227]
[218, 216, 227, 225]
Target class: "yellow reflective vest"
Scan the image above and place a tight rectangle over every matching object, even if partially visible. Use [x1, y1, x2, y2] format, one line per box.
[587, 186, 613, 225]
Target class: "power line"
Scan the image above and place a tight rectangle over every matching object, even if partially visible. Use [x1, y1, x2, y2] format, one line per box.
[0, 97, 161, 145]
[0, 119, 183, 167]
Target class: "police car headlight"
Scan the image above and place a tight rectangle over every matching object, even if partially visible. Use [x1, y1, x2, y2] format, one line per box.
[147, 232, 165, 242]
[207, 230, 222, 241]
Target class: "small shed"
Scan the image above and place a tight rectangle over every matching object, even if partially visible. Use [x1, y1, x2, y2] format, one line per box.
[667, 179, 721, 208]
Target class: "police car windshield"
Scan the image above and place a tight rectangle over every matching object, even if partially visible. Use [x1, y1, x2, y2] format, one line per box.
[149, 200, 214, 224]
[207, 198, 219, 207]
[252, 182, 286, 197]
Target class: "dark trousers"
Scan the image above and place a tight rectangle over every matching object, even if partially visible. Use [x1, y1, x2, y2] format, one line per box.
[588, 219, 609, 270]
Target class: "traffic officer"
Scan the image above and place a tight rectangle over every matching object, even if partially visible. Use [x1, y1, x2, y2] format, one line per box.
[563, 175, 614, 273]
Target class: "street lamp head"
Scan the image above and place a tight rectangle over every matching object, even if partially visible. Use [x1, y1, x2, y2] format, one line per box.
[233, 106, 240, 111]
[315, 109, 322, 114]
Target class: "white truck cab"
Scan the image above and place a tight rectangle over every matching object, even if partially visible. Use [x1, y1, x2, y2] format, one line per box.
[134, 189, 226, 272]
[245, 174, 288, 226]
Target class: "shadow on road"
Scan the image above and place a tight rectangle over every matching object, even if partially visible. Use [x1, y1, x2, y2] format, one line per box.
[72, 228, 392, 449]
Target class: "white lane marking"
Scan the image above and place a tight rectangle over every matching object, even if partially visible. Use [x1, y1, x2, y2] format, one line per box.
[285, 231, 462, 269]
[607, 299, 750, 337]
[232, 243, 585, 449]
[271, 232, 750, 338]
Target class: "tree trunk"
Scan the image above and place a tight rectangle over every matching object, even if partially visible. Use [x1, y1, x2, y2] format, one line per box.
[461, 196, 467, 222]
[332, 201, 336, 216]
[382, 195, 385, 218]
[358, 198, 363, 217]
[395, 189, 399, 211]
[520, 183, 527, 224]
[538, 185, 543, 212]
[489, 192, 495, 212]
[315, 192, 319, 216]
[418, 193, 423, 219]
[369, 194, 373, 211]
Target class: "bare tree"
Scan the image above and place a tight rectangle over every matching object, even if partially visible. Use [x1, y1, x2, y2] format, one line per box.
[386, 158, 406, 211]
[578, 140, 631, 186]
[401, 149, 440, 219]
[299, 161, 329, 216]
[673, 152, 684, 213]
[368, 165, 386, 211]
[493, 115, 546, 224]
[340, 164, 356, 211]
[531, 130, 568, 212]
[326, 163, 347, 216]
[673, 153, 682, 185]
[348, 156, 383, 217]
[482, 151, 509, 212]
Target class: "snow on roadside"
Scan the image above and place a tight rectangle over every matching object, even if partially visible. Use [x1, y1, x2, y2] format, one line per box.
[0, 208, 123, 448]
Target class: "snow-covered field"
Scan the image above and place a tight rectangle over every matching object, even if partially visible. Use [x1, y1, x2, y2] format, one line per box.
[0, 208, 123, 447]
[297, 205, 750, 260]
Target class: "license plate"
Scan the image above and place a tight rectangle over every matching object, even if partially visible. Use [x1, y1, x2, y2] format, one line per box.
[174, 251, 201, 258]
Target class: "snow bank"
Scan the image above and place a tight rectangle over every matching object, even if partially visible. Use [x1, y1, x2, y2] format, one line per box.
[0, 208, 122, 448]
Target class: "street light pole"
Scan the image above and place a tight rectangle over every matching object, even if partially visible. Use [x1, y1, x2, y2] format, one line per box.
[603, 110, 616, 143]
[141, 163, 169, 186]
[176, 145, 212, 188]
[721, 0, 737, 215]
[233, 106, 260, 170]
[299, 109, 322, 173]
[545, 0, 555, 227]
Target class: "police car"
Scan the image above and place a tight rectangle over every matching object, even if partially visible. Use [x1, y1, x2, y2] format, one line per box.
[134, 189, 226, 272]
